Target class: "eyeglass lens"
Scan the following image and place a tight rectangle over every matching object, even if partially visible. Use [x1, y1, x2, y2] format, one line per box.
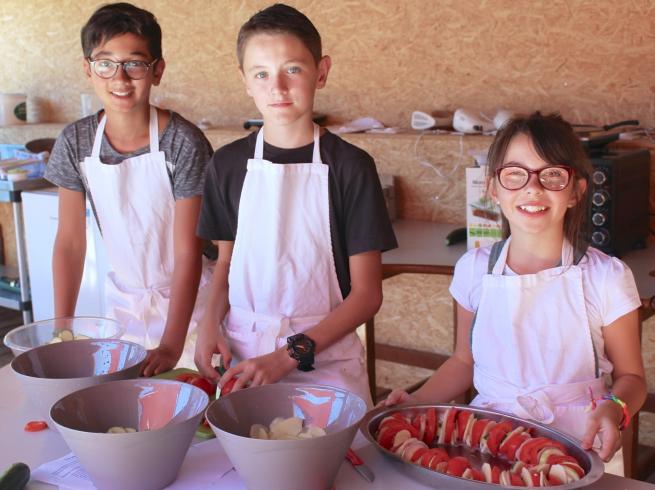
[499, 166, 570, 191]
[91, 60, 151, 80]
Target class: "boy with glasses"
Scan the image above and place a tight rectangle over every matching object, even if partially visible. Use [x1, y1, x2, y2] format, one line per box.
[45, 2, 214, 376]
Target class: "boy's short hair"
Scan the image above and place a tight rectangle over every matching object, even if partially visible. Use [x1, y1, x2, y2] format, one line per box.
[237, 3, 322, 68]
[81, 2, 162, 59]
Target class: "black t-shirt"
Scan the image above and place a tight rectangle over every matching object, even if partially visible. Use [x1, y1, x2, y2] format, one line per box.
[198, 129, 398, 298]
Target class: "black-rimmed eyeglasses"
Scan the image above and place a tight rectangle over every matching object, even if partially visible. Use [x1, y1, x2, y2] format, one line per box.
[87, 58, 158, 80]
[496, 165, 574, 191]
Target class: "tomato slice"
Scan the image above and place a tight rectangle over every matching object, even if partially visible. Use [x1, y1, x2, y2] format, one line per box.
[410, 447, 429, 463]
[443, 408, 459, 444]
[24, 420, 48, 432]
[446, 456, 470, 477]
[509, 472, 526, 486]
[486, 421, 512, 455]
[470, 419, 492, 448]
[424, 408, 437, 445]
[469, 468, 485, 481]
[456, 410, 471, 442]
[491, 465, 501, 484]
[220, 377, 238, 396]
[548, 475, 563, 485]
[190, 376, 215, 396]
[501, 432, 530, 460]
[527, 438, 567, 465]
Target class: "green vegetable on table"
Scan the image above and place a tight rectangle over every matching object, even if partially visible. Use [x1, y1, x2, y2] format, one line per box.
[0, 462, 30, 490]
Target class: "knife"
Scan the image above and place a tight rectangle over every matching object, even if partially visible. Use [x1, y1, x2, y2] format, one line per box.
[345, 448, 375, 482]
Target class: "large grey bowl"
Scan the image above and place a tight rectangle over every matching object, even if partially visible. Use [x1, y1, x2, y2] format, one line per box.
[206, 383, 367, 490]
[50, 379, 209, 490]
[3, 316, 124, 356]
[11, 339, 145, 420]
[361, 404, 605, 489]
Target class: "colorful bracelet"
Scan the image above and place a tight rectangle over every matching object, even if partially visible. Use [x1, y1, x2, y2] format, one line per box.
[587, 388, 630, 431]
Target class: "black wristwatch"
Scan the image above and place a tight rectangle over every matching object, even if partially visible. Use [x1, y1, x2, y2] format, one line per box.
[286, 333, 316, 372]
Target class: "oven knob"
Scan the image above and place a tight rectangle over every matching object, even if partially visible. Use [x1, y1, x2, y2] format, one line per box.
[591, 212, 606, 226]
[591, 229, 609, 246]
[592, 190, 609, 207]
[592, 169, 607, 186]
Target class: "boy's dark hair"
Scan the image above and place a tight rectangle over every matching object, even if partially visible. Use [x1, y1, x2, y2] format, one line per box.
[237, 3, 322, 68]
[487, 112, 592, 254]
[81, 2, 162, 59]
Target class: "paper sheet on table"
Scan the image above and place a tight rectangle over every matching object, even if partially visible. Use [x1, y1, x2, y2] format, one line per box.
[31, 439, 236, 490]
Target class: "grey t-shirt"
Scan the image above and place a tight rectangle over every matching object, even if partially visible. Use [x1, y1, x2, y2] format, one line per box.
[45, 110, 213, 201]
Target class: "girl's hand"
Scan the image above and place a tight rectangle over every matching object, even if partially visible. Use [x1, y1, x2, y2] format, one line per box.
[378, 389, 413, 407]
[580, 399, 624, 462]
[194, 323, 232, 382]
[218, 348, 296, 392]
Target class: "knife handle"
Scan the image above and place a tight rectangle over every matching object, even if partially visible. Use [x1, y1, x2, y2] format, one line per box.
[346, 448, 364, 465]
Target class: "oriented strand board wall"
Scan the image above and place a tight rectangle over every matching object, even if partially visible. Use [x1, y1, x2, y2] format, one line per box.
[0, 0, 654, 129]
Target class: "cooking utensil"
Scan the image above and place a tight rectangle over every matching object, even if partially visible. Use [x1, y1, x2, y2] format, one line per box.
[345, 447, 375, 482]
[361, 403, 604, 489]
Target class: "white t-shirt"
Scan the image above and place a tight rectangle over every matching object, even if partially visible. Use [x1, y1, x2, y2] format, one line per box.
[449, 243, 641, 376]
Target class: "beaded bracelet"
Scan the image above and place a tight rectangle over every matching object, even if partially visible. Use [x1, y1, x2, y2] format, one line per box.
[587, 388, 631, 431]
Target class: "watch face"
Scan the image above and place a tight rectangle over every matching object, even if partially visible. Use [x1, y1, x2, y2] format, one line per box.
[295, 342, 310, 354]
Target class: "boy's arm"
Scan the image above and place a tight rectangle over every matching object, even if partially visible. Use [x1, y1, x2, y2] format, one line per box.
[384, 302, 474, 406]
[221, 249, 385, 390]
[52, 188, 87, 317]
[195, 240, 233, 380]
[141, 196, 204, 376]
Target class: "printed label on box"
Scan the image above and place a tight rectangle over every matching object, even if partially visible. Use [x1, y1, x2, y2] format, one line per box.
[466, 166, 502, 249]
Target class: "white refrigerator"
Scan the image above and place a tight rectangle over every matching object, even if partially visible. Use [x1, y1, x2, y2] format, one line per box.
[22, 188, 109, 321]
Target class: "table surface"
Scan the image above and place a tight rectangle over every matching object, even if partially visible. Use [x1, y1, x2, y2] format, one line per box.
[0, 364, 653, 489]
[387, 220, 655, 306]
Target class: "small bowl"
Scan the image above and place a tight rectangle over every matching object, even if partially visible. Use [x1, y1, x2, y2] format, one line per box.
[206, 383, 367, 490]
[4, 316, 124, 356]
[51, 379, 209, 490]
[11, 339, 145, 420]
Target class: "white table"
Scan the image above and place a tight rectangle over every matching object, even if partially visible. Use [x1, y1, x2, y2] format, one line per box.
[0, 365, 653, 489]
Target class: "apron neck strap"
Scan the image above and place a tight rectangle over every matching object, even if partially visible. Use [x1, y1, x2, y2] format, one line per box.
[91, 106, 159, 158]
[488, 237, 588, 275]
[91, 113, 108, 158]
[254, 123, 322, 163]
[149, 106, 159, 153]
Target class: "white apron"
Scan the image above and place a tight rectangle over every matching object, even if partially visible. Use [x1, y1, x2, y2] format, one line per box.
[470, 237, 623, 474]
[82, 106, 211, 369]
[223, 124, 371, 406]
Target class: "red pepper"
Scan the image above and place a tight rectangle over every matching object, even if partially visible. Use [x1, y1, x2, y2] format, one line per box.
[24, 420, 48, 432]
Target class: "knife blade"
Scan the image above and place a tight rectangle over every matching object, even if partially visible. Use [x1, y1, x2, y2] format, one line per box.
[345, 448, 375, 482]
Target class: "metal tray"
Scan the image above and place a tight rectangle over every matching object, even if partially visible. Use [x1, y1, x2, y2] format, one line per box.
[360, 404, 605, 489]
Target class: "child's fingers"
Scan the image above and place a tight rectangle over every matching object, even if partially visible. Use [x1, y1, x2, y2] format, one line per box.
[195, 348, 219, 380]
[580, 417, 600, 450]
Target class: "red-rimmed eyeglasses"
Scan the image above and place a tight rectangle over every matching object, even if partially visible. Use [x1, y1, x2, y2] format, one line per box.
[496, 165, 574, 191]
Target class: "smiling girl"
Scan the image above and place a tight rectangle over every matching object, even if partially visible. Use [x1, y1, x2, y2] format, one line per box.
[384, 112, 646, 474]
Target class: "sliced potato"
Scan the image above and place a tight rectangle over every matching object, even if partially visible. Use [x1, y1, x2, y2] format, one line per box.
[48, 336, 63, 344]
[107, 426, 136, 434]
[74, 333, 90, 340]
[249, 423, 270, 440]
[270, 416, 303, 439]
[251, 417, 327, 440]
[58, 330, 74, 341]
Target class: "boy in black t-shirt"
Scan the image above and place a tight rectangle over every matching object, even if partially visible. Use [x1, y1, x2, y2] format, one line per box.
[195, 3, 396, 405]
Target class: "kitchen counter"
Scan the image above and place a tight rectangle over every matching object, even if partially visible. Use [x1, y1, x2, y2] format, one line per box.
[0, 364, 653, 489]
